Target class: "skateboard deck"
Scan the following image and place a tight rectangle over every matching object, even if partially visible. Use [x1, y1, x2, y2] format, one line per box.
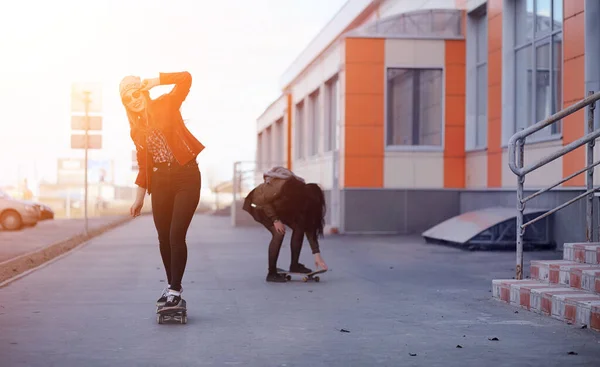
[277, 268, 327, 282]
[156, 299, 187, 324]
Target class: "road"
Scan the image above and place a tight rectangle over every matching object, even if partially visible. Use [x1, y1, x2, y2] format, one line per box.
[1, 214, 599, 366]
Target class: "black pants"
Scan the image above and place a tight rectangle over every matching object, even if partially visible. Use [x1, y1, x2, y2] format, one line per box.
[261, 220, 319, 274]
[151, 160, 201, 292]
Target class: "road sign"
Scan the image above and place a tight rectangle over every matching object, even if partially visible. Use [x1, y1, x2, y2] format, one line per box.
[71, 134, 102, 149]
[71, 115, 102, 131]
[71, 82, 102, 114]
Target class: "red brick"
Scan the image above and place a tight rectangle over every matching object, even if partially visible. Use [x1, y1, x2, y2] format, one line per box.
[500, 286, 510, 302]
[565, 304, 577, 323]
[592, 306, 600, 331]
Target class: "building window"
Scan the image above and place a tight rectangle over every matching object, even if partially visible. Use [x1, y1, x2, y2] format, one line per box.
[274, 118, 284, 165]
[295, 101, 305, 160]
[325, 76, 339, 152]
[308, 89, 320, 157]
[256, 131, 263, 170]
[264, 125, 272, 167]
[474, 8, 488, 148]
[386, 68, 443, 147]
[514, 0, 563, 140]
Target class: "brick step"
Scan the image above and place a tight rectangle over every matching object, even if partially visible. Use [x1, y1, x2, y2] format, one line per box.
[563, 243, 600, 264]
[530, 260, 600, 294]
[492, 279, 600, 330]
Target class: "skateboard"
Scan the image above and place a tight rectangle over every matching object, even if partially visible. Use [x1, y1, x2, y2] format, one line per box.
[277, 268, 327, 282]
[156, 299, 187, 324]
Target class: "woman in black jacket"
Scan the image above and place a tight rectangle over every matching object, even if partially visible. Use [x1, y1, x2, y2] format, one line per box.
[243, 167, 328, 282]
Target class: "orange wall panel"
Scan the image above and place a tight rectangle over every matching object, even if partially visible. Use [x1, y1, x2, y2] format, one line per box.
[345, 94, 384, 127]
[487, 1, 502, 188]
[562, 4, 586, 186]
[344, 38, 384, 188]
[444, 40, 466, 188]
[345, 63, 384, 95]
[564, 0, 584, 19]
[345, 126, 384, 157]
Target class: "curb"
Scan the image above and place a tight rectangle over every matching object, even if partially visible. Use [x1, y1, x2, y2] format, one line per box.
[0, 215, 134, 287]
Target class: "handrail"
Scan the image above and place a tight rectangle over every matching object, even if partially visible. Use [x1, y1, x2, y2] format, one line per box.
[508, 91, 600, 280]
[508, 91, 600, 176]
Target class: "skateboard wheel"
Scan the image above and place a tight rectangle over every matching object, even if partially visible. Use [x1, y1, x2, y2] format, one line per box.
[302, 276, 308, 282]
[314, 276, 320, 282]
[157, 315, 163, 324]
[181, 315, 187, 324]
[286, 275, 291, 281]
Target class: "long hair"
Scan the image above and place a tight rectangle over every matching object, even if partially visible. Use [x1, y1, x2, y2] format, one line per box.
[274, 178, 327, 239]
[303, 183, 326, 238]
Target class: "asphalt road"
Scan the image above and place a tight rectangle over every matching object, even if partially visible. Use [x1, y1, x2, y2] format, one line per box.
[1, 214, 599, 367]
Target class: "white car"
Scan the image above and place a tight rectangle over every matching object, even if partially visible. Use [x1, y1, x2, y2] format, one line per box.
[0, 189, 40, 230]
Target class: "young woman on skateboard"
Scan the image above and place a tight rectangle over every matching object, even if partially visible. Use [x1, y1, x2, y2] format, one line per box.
[119, 71, 204, 309]
[243, 166, 329, 282]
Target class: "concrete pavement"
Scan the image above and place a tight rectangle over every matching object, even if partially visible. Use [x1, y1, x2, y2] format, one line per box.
[0, 215, 132, 284]
[1, 214, 600, 366]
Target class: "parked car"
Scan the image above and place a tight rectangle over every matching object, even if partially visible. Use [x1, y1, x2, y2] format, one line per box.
[36, 203, 54, 220]
[0, 189, 40, 230]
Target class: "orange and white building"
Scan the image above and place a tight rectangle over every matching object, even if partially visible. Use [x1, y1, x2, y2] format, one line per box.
[255, 0, 594, 241]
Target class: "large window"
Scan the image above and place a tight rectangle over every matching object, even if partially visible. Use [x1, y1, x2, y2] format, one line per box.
[295, 101, 305, 160]
[325, 76, 339, 153]
[308, 89, 320, 157]
[514, 0, 563, 140]
[386, 68, 443, 147]
[473, 8, 488, 148]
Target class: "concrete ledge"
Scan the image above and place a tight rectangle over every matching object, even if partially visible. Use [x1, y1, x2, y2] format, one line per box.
[0, 215, 134, 286]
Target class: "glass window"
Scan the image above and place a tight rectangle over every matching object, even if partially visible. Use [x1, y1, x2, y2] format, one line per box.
[515, 0, 534, 46]
[386, 68, 443, 147]
[535, 0, 551, 34]
[308, 89, 320, 157]
[515, 45, 533, 132]
[295, 102, 304, 159]
[514, 0, 562, 140]
[324, 76, 339, 153]
[552, 0, 563, 30]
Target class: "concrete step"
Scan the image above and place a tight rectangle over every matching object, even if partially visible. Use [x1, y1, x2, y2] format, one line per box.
[530, 260, 600, 293]
[563, 243, 600, 264]
[492, 279, 600, 331]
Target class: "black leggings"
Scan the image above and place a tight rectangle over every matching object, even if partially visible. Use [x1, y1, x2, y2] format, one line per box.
[151, 160, 201, 292]
[262, 221, 320, 273]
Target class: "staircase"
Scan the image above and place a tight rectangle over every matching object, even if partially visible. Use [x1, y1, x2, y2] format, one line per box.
[493, 242, 600, 331]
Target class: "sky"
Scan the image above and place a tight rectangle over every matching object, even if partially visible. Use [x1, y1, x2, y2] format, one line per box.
[0, 0, 348, 191]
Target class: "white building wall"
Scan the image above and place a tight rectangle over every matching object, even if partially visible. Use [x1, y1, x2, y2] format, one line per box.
[378, 0, 458, 19]
[501, 140, 564, 188]
[462, 0, 487, 12]
[257, 94, 287, 133]
[289, 41, 345, 187]
[465, 151, 487, 188]
[384, 151, 445, 188]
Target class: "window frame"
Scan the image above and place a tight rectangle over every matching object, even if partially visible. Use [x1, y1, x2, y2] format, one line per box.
[384, 66, 445, 152]
[513, 0, 563, 143]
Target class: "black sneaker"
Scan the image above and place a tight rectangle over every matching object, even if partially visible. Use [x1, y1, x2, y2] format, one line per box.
[266, 272, 287, 283]
[289, 263, 312, 274]
[161, 289, 184, 310]
[156, 287, 169, 307]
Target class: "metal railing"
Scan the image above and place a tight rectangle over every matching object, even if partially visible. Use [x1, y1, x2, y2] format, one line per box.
[508, 91, 600, 280]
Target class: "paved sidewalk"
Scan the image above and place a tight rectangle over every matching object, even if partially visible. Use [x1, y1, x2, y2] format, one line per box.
[0, 215, 132, 284]
[1, 214, 599, 366]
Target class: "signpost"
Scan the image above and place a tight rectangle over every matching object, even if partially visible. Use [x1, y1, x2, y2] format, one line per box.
[71, 83, 103, 235]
